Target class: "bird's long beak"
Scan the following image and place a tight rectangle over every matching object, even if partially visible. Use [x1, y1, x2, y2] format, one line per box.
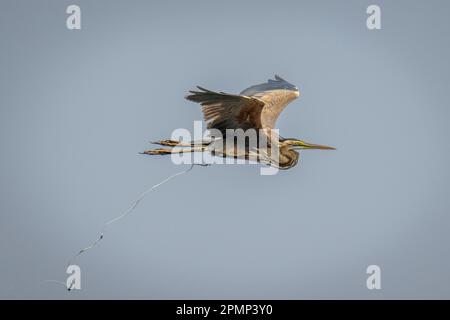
[294, 140, 336, 150]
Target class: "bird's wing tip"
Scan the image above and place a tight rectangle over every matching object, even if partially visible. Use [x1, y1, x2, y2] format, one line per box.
[196, 86, 209, 92]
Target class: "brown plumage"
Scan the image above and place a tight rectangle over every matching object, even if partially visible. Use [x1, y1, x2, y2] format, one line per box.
[142, 75, 335, 169]
[185, 87, 265, 134]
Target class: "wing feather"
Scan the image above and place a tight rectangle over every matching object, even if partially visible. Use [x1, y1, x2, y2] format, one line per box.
[185, 76, 299, 133]
[185, 86, 265, 133]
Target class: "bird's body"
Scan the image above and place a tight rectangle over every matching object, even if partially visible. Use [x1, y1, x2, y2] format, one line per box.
[143, 75, 334, 169]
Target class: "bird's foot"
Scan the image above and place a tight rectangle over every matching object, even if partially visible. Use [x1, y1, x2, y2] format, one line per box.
[140, 148, 173, 155]
[151, 139, 181, 147]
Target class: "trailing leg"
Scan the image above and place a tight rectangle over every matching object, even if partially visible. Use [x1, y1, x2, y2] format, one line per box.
[141, 146, 206, 155]
[151, 138, 213, 147]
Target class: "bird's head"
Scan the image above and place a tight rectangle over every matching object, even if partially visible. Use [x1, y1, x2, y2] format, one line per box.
[282, 138, 336, 150]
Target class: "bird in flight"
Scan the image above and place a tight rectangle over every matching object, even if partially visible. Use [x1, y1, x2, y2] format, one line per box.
[142, 75, 335, 169]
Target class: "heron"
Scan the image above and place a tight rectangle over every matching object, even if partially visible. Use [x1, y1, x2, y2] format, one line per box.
[142, 75, 335, 169]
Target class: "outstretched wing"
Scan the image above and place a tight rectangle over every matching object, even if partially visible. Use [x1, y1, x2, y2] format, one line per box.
[185, 75, 299, 133]
[240, 75, 300, 130]
[185, 86, 265, 134]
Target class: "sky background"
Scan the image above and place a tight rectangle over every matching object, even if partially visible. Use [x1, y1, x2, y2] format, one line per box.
[1, 0, 450, 299]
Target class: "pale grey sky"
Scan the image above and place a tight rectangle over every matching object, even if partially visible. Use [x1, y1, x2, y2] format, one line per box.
[1, 0, 449, 299]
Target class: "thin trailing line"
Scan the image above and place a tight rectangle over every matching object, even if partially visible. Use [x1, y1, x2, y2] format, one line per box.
[66, 164, 202, 268]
